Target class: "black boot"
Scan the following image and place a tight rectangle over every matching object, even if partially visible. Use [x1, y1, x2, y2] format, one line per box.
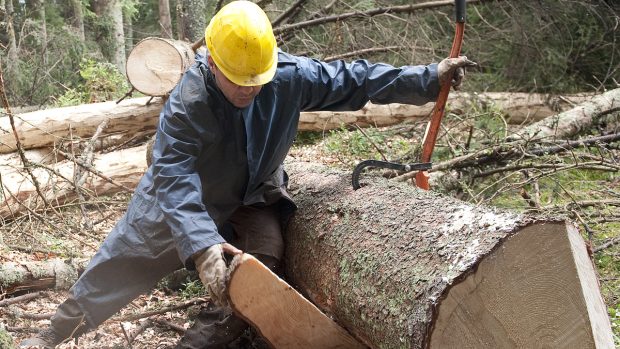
[174, 304, 249, 349]
[19, 297, 89, 348]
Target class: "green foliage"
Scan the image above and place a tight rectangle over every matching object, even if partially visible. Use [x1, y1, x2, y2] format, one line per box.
[180, 279, 207, 300]
[466, 0, 619, 92]
[53, 59, 130, 106]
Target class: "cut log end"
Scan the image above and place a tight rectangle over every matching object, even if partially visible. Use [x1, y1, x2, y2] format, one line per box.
[227, 253, 366, 349]
[429, 222, 614, 349]
[126, 37, 194, 96]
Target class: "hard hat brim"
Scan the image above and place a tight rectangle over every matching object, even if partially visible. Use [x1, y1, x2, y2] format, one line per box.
[212, 48, 278, 87]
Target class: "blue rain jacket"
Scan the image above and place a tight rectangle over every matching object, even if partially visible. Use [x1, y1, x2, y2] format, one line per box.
[133, 51, 440, 268]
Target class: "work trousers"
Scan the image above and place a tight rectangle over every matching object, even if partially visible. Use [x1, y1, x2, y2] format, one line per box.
[52, 195, 286, 345]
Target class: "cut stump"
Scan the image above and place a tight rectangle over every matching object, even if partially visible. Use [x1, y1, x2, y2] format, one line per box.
[227, 253, 366, 349]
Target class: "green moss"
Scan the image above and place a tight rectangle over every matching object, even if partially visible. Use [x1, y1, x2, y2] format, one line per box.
[0, 327, 15, 349]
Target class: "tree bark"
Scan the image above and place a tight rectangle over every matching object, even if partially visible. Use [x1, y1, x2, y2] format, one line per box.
[0, 259, 88, 295]
[93, 0, 126, 73]
[283, 161, 614, 349]
[0, 92, 592, 155]
[4, 0, 18, 73]
[0, 97, 163, 154]
[176, 0, 207, 42]
[69, 0, 85, 40]
[515, 87, 620, 140]
[33, 0, 47, 66]
[0, 144, 147, 220]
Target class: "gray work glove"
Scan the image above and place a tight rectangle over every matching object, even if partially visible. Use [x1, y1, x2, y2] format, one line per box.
[437, 56, 477, 90]
[194, 243, 242, 308]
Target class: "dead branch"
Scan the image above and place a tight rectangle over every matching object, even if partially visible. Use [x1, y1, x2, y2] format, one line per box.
[273, 0, 484, 35]
[112, 298, 207, 322]
[594, 237, 620, 253]
[272, 0, 308, 27]
[0, 292, 43, 307]
[56, 149, 133, 193]
[0, 58, 50, 210]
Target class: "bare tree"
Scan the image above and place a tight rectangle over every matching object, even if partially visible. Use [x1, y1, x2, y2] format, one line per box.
[69, 0, 85, 40]
[4, 0, 18, 72]
[176, 0, 207, 42]
[159, 0, 173, 39]
[93, 0, 127, 74]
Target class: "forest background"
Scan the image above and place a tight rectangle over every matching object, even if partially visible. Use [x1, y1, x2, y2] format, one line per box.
[0, 0, 619, 347]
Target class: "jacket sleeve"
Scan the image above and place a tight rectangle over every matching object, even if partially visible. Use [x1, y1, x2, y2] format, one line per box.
[151, 68, 225, 268]
[295, 56, 440, 112]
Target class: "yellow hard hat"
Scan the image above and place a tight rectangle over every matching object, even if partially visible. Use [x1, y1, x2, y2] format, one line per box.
[205, 1, 278, 86]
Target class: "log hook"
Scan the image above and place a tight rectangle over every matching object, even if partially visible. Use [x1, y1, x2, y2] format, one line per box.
[415, 0, 466, 190]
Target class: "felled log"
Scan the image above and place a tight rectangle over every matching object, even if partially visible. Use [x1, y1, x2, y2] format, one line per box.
[0, 97, 163, 154]
[516, 87, 620, 140]
[227, 254, 366, 349]
[0, 145, 147, 220]
[126, 37, 194, 96]
[0, 93, 590, 154]
[283, 161, 614, 349]
[0, 259, 88, 295]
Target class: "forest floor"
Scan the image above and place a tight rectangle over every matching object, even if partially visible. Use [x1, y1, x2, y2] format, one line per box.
[1, 113, 619, 347]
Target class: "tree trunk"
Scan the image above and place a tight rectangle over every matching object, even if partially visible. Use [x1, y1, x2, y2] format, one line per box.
[110, 0, 126, 74]
[0, 144, 147, 220]
[93, 0, 126, 73]
[516, 87, 620, 140]
[159, 0, 173, 39]
[4, 0, 18, 72]
[0, 259, 88, 295]
[0, 92, 596, 155]
[34, 0, 47, 66]
[0, 97, 163, 154]
[124, 6, 133, 56]
[176, 0, 207, 42]
[69, 0, 85, 40]
[283, 161, 614, 349]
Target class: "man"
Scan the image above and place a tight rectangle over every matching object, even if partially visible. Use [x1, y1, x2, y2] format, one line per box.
[21, 1, 475, 348]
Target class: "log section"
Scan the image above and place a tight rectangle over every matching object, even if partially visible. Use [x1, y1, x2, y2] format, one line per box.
[283, 161, 614, 349]
[126, 37, 194, 96]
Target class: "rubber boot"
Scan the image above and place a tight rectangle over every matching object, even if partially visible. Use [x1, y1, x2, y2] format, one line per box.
[19, 296, 89, 348]
[174, 254, 279, 349]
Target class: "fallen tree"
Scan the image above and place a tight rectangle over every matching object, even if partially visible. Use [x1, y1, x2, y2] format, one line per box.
[0, 92, 590, 154]
[0, 145, 146, 220]
[283, 161, 614, 349]
[515, 87, 620, 140]
[0, 154, 614, 347]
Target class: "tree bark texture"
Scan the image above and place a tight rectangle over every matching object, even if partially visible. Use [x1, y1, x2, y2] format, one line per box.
[69, 0, 85, 40]
[4, 0, 18, 72]
[93, 0, 126, 73]
[0, 97, 163, 154]
[177, 0, 207, 42]
[517, 87, 620, 140]
[0, 92, 591, 155]
[282, 161, 614, 349]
